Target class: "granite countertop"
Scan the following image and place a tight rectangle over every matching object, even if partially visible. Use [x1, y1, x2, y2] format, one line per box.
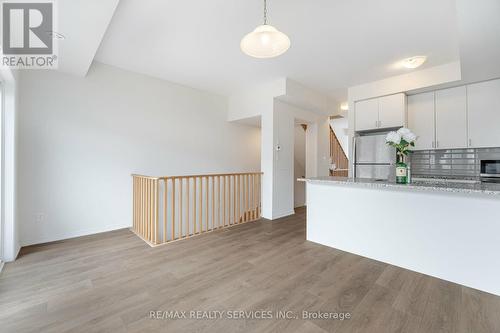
[299, 176, 500, 196]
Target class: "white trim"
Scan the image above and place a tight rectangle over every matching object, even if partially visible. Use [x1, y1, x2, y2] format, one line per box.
[0, 82, 3, 262]
[21, 223, 129, 247]
[0, 67, 18, 262]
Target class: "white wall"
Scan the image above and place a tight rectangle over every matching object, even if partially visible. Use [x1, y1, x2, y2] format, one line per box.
[229, 79, 332, 220]
[306, 117, 331, 179]
[294, 126, 306, 207]
[456, 0, 500, 83]
[272, 103, 295, 218]
[347, 61, 461, 102]
[17, 62, 261, 246]
[272, 100, 330, 218]
[283, 79, 338, 116]
[0, 67, 19, 262]
[260, 110, 274, 219]
[227, 79, 286, 122]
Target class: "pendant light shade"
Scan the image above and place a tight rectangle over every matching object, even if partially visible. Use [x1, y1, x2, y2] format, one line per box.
[241, 25, 290, 58]
[241, 0, 290, 58]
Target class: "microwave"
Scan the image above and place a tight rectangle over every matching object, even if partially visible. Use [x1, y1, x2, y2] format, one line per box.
[480, 160, 500, 182]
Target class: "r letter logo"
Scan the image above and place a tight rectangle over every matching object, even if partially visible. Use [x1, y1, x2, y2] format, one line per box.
[1, 1, 57, 69]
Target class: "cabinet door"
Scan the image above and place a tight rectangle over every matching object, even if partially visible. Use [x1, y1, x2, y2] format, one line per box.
[407, 92, 435, 150]
[467, 79, 500, 148]
[378, 93, 406, 129]
[435, 86, 468, 149]
[355, 99, 379, 131]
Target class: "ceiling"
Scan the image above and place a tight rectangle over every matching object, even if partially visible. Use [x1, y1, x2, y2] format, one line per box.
[93, 0, 460, 102]
[455, 0, 500, 83]
[56, 0, 119, 76]
[51, 0, 500, 103]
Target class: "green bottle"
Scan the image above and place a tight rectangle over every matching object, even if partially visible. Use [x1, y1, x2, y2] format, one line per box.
[396, 153, 408, 184]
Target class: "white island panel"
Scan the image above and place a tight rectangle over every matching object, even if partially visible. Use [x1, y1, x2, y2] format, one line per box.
[306, 180, 500, 296]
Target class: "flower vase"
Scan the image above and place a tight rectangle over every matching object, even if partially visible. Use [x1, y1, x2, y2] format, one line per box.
[396, 153, 408, 184]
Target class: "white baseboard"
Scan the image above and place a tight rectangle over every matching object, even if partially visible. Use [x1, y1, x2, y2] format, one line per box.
[21, 223, 130, 247]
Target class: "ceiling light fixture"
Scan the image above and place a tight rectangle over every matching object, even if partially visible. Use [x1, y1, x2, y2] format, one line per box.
[402, 56, 427, 69]
[240, 0, 290, 58]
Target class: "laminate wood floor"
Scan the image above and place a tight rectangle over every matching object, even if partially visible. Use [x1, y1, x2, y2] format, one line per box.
[1, 207, 500, 333]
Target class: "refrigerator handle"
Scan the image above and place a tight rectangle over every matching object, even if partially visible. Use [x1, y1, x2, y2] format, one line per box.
[352, 136, 357, 178]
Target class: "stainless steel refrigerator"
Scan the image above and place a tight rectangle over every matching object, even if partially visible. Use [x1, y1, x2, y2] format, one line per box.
[354, 132, 396, 180]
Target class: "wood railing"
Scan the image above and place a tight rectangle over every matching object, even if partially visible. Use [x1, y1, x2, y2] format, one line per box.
[329, 126, 349, 177]
[132, 172, 262, 246]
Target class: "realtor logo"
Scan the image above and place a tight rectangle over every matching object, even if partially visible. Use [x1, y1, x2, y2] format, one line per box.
[1, 1, 57, 68]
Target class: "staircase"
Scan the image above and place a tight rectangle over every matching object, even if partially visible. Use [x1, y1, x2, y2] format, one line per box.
[329, 118, 349, 177]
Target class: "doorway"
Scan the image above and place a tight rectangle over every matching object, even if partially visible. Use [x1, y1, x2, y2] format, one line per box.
[294, 123, 307, 208]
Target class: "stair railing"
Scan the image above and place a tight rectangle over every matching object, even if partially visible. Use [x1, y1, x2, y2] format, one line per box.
[132, 172, 262, 246]
[329, 127, 349, 177]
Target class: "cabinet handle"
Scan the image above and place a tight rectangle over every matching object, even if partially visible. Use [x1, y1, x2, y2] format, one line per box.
[469, 139, 472, 147]
[378, 120, 382, 128]
[375, 120, 378, 128]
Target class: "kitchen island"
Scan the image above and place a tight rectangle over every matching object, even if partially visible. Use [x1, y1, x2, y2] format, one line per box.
[300, 176, 500, 296]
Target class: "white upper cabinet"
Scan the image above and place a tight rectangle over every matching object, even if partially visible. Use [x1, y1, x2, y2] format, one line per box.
[355, 98, 379, 131]
[467, 79, 500, 148]
[355, 93, 406, 131]
[435, 86, 468, 149]
[407, 92, 435, 150]
[378, 94, 406, 129]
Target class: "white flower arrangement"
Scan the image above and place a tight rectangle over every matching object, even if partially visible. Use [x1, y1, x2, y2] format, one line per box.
[386, 128, 417, 156]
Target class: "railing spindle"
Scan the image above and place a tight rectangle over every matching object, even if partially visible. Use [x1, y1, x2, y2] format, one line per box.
[180, 178, 184, 238]
[223, 175, 226, 227]
[211, 176, 214, 231]
[217, 176, 221, 229]
[171, 179, 175, 241]
[244, 174, 248, 222]
[146, 179, 150, 241]
[205, 177, 209, 232]
[232, 175, 235, 225]
[163, 179, 166, 243]
[140, 178, 144, 237]
[186, 178, 190, 238]
[192, 177, 196, 235]
[155, 179, 159, 244]
[251, 174, 254, 219]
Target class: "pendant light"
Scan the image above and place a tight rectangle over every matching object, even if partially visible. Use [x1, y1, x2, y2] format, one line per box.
[240, 0, 291, 58]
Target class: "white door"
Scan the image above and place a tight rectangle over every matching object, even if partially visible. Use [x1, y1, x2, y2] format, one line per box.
[378, 94, 405, 129]
[0, 86, 2, 264]
[467, 79, 500, 148]
[435, 86, 468, 149]
[407, 92, 435, 150]
[355, 99, 379, 131]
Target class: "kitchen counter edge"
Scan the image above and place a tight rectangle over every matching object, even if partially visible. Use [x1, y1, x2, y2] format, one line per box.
[298, 177, 500, 196]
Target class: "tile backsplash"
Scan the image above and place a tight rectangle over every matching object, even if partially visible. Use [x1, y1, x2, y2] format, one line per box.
[410, 147, 500, 179]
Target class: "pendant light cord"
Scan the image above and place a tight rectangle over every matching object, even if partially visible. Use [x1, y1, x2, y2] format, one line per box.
[263, 0, 267, 25]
